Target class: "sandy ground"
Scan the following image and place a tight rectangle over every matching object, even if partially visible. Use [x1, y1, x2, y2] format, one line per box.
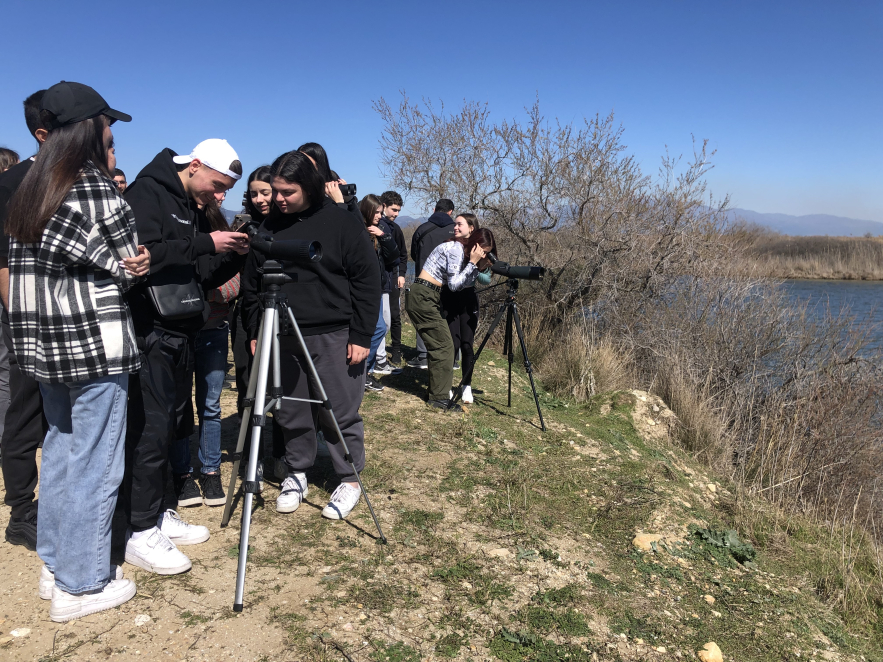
[0, 360, 380, 662]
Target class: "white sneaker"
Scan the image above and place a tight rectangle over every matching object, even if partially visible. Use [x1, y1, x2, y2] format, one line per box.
[158, 509, 210, 545]
[49, 578, 136, 623]
[276, 473, 308, 513]
[40, 564, 123, 600]
[462, 385, 474, 404]
[321, 483, 361, 520]
[125, 528, 192, 575]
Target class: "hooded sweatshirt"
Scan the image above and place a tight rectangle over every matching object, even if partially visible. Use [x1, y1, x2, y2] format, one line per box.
[240, 198, 380, 348]
[124, 148, 246, 336]
[410, 211, 455, 273]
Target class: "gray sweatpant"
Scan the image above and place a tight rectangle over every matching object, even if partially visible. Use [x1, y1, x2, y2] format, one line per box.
[276, 328, 366, 482]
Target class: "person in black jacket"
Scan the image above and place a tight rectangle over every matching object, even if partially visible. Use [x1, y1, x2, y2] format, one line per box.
[122, 139, 249, 576]
[376, 190, 407, 368]
[0, 89, 50, 551]
[360, 194, 400, 391]
[241, 150, 380, 521]
[407, 199, 456, 368]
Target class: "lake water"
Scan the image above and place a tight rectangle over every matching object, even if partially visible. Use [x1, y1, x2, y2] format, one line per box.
[781, 279, 882, 351]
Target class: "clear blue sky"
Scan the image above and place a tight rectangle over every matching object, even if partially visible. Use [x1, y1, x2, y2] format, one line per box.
[1, 0, 880, 223]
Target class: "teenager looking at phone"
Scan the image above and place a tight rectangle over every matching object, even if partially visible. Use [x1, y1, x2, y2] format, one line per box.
[406, 227, 496, 410]
[170, 197, 240, 508]
[6, 81, 149, 621]
[241, 150, 380, 520]
[122, 139, 248, 575]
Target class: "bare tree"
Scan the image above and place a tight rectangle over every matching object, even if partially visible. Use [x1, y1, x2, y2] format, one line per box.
[374, 94, 729, 316]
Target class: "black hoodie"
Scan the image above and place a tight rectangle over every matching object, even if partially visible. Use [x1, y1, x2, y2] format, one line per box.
[410, 211, 455, 273]
[240, 198, 380, 348]
[124, 148, 246, 336]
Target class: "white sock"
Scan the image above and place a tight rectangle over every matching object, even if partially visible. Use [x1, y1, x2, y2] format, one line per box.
[131, 526, 157, 541]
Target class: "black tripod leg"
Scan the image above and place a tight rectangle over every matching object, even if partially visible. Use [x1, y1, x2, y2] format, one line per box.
[510, 304, 547, 432]
[450, 298, 508, 407]
[285, 308, 387, 544]
[221, 315, 265, 528]
[506, 305, 514, 408]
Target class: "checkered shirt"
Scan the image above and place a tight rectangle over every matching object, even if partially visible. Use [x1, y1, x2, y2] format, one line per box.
[8, 163, 142, 383]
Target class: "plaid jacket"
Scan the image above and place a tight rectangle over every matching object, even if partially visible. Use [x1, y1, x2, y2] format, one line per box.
[9, 163, 142, 383]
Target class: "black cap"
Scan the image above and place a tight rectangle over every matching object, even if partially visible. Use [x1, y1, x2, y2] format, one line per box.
[40, 81, 132, 128]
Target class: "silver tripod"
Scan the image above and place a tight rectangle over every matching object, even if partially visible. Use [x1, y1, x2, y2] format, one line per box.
[220, 260, 387, 612]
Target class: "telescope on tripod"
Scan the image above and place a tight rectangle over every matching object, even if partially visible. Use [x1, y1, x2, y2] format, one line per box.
[220, 216, 387, 612]
[449, 253, 547, 432]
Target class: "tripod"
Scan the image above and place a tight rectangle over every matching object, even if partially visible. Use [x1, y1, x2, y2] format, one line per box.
[220, 261, 387, 612]
[449, 278, 546, 431]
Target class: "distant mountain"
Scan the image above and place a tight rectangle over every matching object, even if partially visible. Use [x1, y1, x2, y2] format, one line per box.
[728, 208, 883, 237]
[396, 215, 425, 227]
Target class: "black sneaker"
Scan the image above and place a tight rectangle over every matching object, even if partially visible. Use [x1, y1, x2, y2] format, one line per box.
[453, 360, 461, 371]
[173, 473, 203, 508]
[5, 509, 38, 550]
[199, 473, 226, 507]
[389, 351, 402, 366]
[406, 356, 429, 369]
[428, 399, 463, 412]
[365, 375, 385, 392]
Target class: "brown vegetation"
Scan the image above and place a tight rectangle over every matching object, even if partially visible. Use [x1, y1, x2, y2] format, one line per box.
[377, 95, 883, 587]
[729, 223, 883, 280]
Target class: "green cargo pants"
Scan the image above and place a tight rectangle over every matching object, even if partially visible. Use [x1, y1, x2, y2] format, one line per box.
[405, 282, 454, 402]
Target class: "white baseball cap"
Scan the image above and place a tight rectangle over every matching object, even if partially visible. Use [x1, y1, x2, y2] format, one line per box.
[173, 139, 242, 180]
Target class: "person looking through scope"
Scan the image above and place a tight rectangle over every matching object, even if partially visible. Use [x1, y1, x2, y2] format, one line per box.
[441, 213, 490, 404]
[406, 226, 496, 410]
[241, 150, 380, 520]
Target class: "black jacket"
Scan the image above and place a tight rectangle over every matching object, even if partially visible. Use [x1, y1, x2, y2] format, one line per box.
[241, 198, 381, 348]
[0, 158, 34, 261]
[383, 216, 408, 280]
[124, 148, 246, 336]
[411, 212, 455, 273]
[374, 219, 400, 293]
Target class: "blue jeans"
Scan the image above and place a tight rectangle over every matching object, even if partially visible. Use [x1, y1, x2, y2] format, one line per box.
[170, 325, 228, 475]
[38, 373, 128, 594]
[366, 304, 388, 372]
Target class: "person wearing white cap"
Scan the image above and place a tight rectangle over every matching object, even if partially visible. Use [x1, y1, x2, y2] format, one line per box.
[121, 139, 249, 575]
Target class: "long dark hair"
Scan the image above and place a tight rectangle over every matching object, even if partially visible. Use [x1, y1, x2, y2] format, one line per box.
[359, 194, 382, 248]
[244, 165, 272, 220]
[297, 142, 333, 182]
[7, 113, 110, 243]
[269, 150, 327, 211]
[459, 228, 496, 270]
[204, 200, 229, 231]
[359, 194, 381, 228]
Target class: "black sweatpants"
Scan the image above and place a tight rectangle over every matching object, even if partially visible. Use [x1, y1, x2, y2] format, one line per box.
[275, 328, 366, 482]
[389, 285, 402, 356]
[123, 329, 193, 531]
[441, 286, 479, 386]
[0, 319, 47, 519]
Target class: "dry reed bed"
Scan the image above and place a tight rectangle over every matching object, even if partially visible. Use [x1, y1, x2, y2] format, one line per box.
[734, 231, 883, 280]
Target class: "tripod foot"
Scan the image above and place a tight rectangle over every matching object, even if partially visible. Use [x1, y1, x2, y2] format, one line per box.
[233, 603, 243, 612]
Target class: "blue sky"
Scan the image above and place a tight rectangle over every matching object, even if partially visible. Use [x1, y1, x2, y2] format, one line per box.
[1, 0, 880, 223]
